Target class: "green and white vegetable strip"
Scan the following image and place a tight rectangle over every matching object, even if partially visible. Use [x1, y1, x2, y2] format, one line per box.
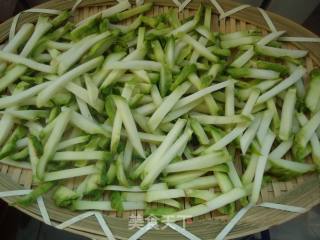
[279, 88, 296, 141]
[231, 47, 254, 68]
[57, 32, 111, 75]
[202, 90, 260, 153]
[257, 66, 306, 104]
[145, 189, 185, 202]
[56, 136, 90, 151]
[173, 80, 232, 110]
[44, 165, 98, 181]
[37, 109, 71, 179]
[176, 175, 217, 189]
[240, 114, 262, 154]
[182, 34, 219, 62]
[141, 128, 192, 189]
[251, 132, 275, 203]
[113, 95, 145, 158]
[133, 118, 186, 178]
[0, 51, 54, 73]
[37, 57, 103, 107]
[148, 82, 190, 131]
[188, 73, 220, 114]
[162, 187, 250, 222]
[228, 68, 280, 79]
[165, 151, 229, 173]
[190, 113, 251, 125]
[255, 45, 308, 58]
[52, 151, 111, 161]
[305, 69, 320, 112]
[294, 111, 320, 161]
[257, 110, 273, 144]
[70, 110, 110, 137]
[0, 65, 27, 92]
[190, 118, 210, 145]
[0, 3, 316, 223]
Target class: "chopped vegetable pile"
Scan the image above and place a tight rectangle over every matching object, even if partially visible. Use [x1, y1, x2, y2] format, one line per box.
[0, 1, 319, 222]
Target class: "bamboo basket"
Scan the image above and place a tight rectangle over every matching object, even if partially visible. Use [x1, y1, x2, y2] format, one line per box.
[0, 0, 319, 239]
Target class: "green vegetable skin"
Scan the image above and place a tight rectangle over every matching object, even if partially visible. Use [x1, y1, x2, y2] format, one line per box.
[0, 0, 318, 222]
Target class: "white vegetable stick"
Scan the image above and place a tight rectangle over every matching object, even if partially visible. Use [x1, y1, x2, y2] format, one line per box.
[148, 82, 190, 131]
[258, 8, 277, 32]
[95, 212, 116, 240]
[257, 66, 306, 104]
[163, 99, 202, 123]
[279, 37, 320, 43]
[169, 20, 195, 36]
[37, 110, 71, 179]
[182, 34, 218, 62]
[56, 211, 96, 229]
[100, 49, 145, 88]
[279, 88, 296, 141]
[173, 80, 232, 110]
[178, 0, 192, 10]
[269, 139, 293, 160]
[128, 222, 157, 240]
[163, 187, 248, 222]
[0, 51, 54, 73]
[0, 82, 50, 109]
[52, 151, 109, 161]
[209, 0, 224, 15]
[215, 204, 253, 240]
[257, 110, 273, 144]
[113, 96, 145, 158]
[104, 185, 145, 192]
[0, 113, 14, 146]
[150, 85, 163, 107]
[190, 113, 250, 125]
[76, 97, 93, 120]
[145, 189, 186, 202]
[165, 152, 228, 173]
[123, 141, 133, 170]
[231, 47, 254, 68]
[0, 158, 32, 169]
[84, 74, 99, 106]
[219, 5, 250, 20]
[257, 31, 285, 46]
[105, 60, 162, 71]
[251, 132, 275, 204]
[103, 122, 165, 143]
[258, 202, 306, 213]
[76, 0, 131, 26]
[142, 129, 192, 188]
[37, 196, 51, 225]
[226, 161, 243, 188]
[9, 10, 57, 42]
[166, 222, 201, 240]
[44, 165, 98, 181]
[0, 189, 32, 198]
[135, 119, 186, 178]
[4, 23, 34, 53]
[70, 110, 110, 137]
[37, 57, 103, 107]
[57, 32, 110, 75]
[240, 114, 262, 154]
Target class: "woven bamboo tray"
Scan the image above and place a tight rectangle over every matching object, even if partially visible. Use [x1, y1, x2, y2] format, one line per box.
[0, 0, 320, 239]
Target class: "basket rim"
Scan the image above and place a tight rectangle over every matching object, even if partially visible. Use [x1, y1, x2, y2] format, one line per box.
[0, 0, 319, 62]
[0, 1, 320, 240]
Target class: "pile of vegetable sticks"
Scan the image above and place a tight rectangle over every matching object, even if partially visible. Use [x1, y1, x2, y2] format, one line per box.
[0, 1, 318, 222]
